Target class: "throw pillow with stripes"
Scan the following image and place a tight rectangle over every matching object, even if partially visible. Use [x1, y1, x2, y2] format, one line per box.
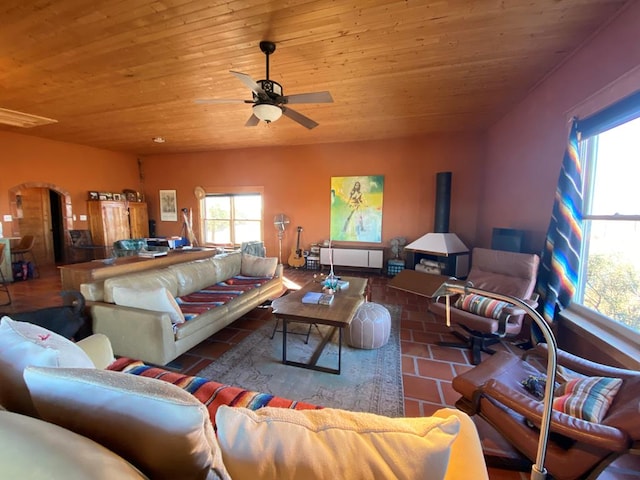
[553, 376, 622, 423]
[455, 294, 511, 319]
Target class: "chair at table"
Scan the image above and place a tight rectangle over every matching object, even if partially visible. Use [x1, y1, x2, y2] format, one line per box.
[0, 244, 11, 306]
[112, 239, 147, 257]
[68, 230, 107, 263]
[10, 235, 39, 279]
[241, 241, 266, 257]
[429, 247, 540, 364]
[452, 344, 640, 480]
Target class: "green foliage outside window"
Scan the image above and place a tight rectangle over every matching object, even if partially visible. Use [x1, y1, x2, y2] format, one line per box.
[583, 253, 640, 332]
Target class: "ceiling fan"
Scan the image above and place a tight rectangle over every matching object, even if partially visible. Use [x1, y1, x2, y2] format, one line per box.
[196, 41, 333, 129]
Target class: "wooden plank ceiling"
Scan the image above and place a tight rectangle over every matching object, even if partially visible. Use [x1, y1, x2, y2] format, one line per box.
[0, 0, 630, 155]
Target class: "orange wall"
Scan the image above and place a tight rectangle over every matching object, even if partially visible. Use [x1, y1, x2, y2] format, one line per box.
[142, 133, 485, 258]
[0, 130, 139, 237]
[1, 130, 485, 258]
[479, 2, 640, 253]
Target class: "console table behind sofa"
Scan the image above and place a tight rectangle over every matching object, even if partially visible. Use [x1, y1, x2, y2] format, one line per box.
[59, 248, 219, 291]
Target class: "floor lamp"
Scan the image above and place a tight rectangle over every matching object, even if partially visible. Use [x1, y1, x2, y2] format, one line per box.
[432, 279, 558, 480]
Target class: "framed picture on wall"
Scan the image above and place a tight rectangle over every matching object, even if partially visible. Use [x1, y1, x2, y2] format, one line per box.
[330, 175, 384, 243]
[160, 190, 178, 221]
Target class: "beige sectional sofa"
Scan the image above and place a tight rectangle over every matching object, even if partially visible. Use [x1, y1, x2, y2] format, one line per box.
[0, 309, 490, 479]
[84, 251, 283, 365]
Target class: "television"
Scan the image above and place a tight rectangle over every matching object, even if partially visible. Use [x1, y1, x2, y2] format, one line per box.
[491, 228, 525, 253]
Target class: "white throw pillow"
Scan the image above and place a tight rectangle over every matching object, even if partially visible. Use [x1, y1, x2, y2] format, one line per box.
[24, 366, 231, 480]
[215, 406, 460, 480]
[112, 286, 185, 324]
[241, 253, 278, 277]
[0, 316, 94, 416]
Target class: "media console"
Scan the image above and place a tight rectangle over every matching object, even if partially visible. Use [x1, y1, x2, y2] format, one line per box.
[319, 246, 383, 271]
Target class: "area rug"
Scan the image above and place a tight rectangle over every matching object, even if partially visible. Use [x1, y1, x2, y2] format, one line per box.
[198, 304, 404, 417]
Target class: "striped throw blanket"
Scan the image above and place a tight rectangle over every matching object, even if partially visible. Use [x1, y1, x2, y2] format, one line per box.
[176, 275, 273, 320]
[108, 357, 321, 429]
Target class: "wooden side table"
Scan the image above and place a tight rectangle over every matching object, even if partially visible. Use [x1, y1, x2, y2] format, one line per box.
[387, 269, 451, 299]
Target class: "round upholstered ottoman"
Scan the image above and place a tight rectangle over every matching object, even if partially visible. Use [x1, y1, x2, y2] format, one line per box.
[347, 302, 391, 349]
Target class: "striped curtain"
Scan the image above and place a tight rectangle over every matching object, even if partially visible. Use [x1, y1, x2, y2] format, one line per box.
[536, 120, 583, 326]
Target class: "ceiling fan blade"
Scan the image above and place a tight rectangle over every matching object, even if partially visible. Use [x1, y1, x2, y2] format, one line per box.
[230, 71, 266, 96]
[245, 113, 260, 127]
[282, 91, 334, 104]
[194, 99, 253, 104]
[281, 107, 319, 129]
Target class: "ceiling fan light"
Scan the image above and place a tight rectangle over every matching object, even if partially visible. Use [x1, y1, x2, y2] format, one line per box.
[253, 103, 282, 123]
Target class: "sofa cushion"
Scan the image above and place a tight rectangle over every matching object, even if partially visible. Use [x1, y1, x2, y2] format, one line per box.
[23, 366, 230, 480]
[215, 405, 460, 480]
[241, 253, 278, 277]
[0, 317, 94, 416]
[0, 410, 147, 479]
[214, 251, 242, 280]
[553, 376, 622, 423]
[112, 286, 185, 324]
[103, 268, 179, 303]
[169, 258, 220, 297]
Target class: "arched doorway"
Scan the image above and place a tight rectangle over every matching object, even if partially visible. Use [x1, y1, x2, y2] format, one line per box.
[8, 183, 73, 267]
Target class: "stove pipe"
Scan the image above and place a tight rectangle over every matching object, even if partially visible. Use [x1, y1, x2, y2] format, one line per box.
[404, 171, 468, 257]
[434, 172, 451, 233]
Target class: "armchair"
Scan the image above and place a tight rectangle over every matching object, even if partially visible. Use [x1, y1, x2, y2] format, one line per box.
[453, 344, 640, 480]
[241, 241, 266, 257]
[112, 238, 147, 257]
[68, 230, 108, 263]
[429, 248, 540, 364]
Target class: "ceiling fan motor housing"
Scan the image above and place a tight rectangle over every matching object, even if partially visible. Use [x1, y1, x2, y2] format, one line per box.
[253, 80, 283, 101]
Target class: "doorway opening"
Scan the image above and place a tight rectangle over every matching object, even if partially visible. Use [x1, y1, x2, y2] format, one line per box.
[8, 183, 73, 267]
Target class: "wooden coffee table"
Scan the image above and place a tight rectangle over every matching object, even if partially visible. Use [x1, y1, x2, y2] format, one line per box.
[271, 276, 367, 374]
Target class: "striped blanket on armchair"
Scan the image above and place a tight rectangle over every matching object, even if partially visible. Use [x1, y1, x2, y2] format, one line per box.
[108, 357, 321, 429]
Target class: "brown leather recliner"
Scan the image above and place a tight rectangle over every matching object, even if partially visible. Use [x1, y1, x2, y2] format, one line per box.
[452, 344, 640, 480]
[429, 247, 540, 364]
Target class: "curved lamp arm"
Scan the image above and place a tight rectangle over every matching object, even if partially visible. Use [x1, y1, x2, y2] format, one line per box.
[433, 280, 557, 480]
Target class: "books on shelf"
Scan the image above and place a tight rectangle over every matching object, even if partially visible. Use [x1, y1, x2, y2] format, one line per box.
[301, 292, 334, 305]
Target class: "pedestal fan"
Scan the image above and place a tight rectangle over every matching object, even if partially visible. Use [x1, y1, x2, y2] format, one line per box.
[273, 214, 290, 264]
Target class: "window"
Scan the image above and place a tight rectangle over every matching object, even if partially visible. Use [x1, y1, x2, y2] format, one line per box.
[201, 193, 263, 246]
[574, 92, 640, 335]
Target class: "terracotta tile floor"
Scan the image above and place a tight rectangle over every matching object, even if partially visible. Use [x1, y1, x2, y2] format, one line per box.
[4, 264, 637, 479]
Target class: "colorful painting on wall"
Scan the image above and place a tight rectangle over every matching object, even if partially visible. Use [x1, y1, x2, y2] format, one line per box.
[330, 175, 384, 243]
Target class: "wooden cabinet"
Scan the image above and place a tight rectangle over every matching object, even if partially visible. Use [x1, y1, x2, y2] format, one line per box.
[128, 202, 149, 238]
[320, 247, 384, 270]
[88, 201, 128, 246]
[87, 201, 149, 246]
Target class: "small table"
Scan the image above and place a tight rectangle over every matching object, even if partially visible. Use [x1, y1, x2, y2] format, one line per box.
[271, 276, 367, 374]
[387, 269, 451, 299]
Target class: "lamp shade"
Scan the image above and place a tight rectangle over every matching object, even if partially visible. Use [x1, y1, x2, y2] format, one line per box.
[253, 103, 282, 123]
